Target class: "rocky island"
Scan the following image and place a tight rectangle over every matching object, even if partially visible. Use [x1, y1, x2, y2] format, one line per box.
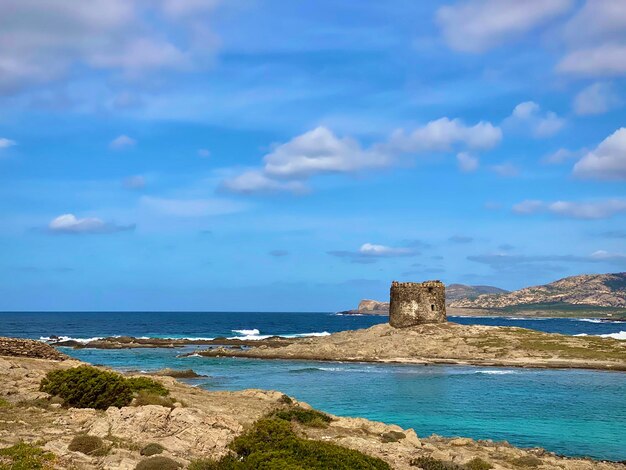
[195, 280, 626, 372]
[0, 338, 622, 470]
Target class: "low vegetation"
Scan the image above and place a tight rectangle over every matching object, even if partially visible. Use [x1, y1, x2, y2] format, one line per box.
[410, 456, 492, 470]
[272, 406, 332, 428]
[0, 398, 10, 408]
[194, 417, 390, 469]
[381, 430, 406, 443]
[410, 456, 463, 469]
[135, 456, 181, 470]
[0, 442, 55, 470]
[133, 390, 177, 408]
[39, 366, 172, 410]
[40, 366, 133, 409]
[511, 455, 542, 467]
[140, 443, 164, 456]
[126, 377, 169, 396]
[465, 457, 493, 470]
[68, 435, 108, 456]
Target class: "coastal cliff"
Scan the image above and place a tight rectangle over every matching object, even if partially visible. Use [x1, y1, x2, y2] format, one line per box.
[0, 342, 622, 470]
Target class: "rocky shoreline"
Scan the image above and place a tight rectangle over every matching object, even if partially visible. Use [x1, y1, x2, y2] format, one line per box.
[49, 335, 295, 349]
[188, 323, 626, 372]
[0, 339, 623, 469]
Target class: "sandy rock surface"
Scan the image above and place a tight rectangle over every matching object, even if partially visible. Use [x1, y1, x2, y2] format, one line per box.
[0, 354, 622, 469]
[197, 322, 626, 371]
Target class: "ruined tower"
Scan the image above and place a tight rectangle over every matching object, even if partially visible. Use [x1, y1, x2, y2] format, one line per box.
[389, 280, 446, 328]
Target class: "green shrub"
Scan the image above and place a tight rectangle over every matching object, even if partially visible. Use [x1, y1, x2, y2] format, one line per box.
[272, 406, 332, 428]
[133, 391, 176, 408]
[0, 442, 55, 470]
[465, 457, 492, 470]
[40, 366, 132, 410]
[140, 443, 164, 456]
[381, 431, 406, 443]
[410, 456, 463, 470]
[135, 456, 181, 470]
[68, 435, 108, 456]
[188, 459, 225, 470]
[278, 394, 293, 405]
[126, 377, 169, 396]
[221, 417, 390, 469]
[511, 455, 542, 467]
[0, 398, 11, 408]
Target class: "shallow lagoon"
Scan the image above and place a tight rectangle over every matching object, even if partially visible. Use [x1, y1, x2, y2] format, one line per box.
[67, 347, 626, 461]
[1, 311, 625, 461]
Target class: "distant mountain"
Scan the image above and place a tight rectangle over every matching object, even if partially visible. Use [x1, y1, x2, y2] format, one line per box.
[446, 284, 509, 302]
[449, 273, 626, 309]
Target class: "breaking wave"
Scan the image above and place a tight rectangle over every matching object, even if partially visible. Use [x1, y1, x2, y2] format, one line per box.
[575, 331, 626, 340]
[40, 335, 104, 343]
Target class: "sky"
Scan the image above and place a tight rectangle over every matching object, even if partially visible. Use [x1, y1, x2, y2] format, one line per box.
[0, 0, 625, 311]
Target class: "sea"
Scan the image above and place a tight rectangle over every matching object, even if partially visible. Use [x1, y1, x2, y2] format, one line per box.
[1, 311, 625, 461]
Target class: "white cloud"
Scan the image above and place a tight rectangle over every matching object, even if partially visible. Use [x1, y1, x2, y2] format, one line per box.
[220, 170, 308, 195]
[389, 118, 501, 153]
[140, 196, 246, 217]
[558, 44, 626, 77]
[222, 119, 501, 195]
[589, 250, 626, 262]
[264, 127, 390, 178]
[456, 152, 479, 172]
[573, 82, 621, 115]
[122, 175, 145, 189]
[513, 198, 626, 219]
[48, 214, 134, 234]
[0, 0, 219, 94]
[436, 0, 573, 53]
[573, 128, 626, 180]
[512, 200, 544, 214]
[490, 162, 520, 177]
[558, 1, 626, 77]
[542, 148, 579, 165]
[88, 37, 187, 74]
[0, 138, 16, 149]
[505, 101, 565, 137]
[359, 243, 413, 257]
[109, 135, 136, 150]
[160, 0, 221, 17]
[328, 242, 416, 263]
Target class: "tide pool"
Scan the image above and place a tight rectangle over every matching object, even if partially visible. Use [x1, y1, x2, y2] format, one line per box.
[66, 346, 626, 461]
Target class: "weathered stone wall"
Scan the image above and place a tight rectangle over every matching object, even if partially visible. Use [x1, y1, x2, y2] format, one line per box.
[389, 281, 446, 328]
[0, 337, 68, 361]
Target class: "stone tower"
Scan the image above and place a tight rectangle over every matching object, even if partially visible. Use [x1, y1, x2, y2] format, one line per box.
[389, 280, 446, 328]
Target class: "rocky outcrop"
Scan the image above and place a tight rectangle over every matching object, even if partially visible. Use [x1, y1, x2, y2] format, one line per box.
[0, 337, 68, 361]
[1, 356, 622, 469]
[194, 322, 626, 371]
[450, 273, 626, 309]
[51, 336, 295, 349]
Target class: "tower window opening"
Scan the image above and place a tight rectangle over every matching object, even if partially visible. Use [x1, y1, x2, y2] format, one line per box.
[431, 304, 435, 311]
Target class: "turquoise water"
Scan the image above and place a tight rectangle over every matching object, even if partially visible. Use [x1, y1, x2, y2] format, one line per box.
[1, 311, 625, 461]
[67, 346, 626, 461]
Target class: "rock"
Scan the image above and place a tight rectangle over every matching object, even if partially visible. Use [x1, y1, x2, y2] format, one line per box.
[0, 337, 68, 361]
[151, 369, 206, 379]
[450, 438, 473, 446]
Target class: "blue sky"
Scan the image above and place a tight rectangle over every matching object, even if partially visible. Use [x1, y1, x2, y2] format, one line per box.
[1, 0, 625, 311]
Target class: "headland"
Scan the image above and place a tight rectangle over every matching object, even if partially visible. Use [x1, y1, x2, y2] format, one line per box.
[0, 338, 622, 470]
